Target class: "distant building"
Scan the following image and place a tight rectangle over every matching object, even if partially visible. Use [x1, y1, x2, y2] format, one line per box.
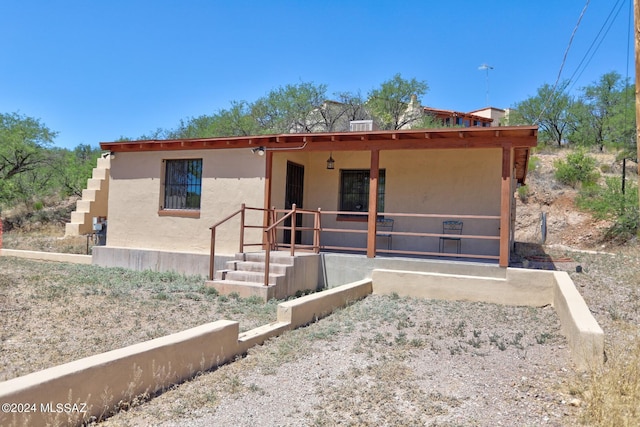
[419, 106, 494, 128]
[400, 95, 507, 129]
[468, 107, 510, 127]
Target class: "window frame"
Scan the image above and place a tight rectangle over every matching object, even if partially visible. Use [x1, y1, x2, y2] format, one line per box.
[337, 169, 386, 221]
[159, 158, 203, 218]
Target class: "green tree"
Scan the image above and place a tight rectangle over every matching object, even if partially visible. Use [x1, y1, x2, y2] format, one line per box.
[509, 82, 575, 146]
[212, 101, 260, 136]
[0, 112, 57, 180]
[53, 144, 103, 197]
[168, 101, 259, 139]
[366, 74, 429, 130]
[570, 72, 635, 151]
[0, 113, 58, 207]
[335, 91, 369, 124]
[251, 82, 328, 133]
[308, 91, 370, 132]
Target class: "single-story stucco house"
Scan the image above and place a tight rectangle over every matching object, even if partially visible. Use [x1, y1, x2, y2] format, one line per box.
[87, 125, 537, 297]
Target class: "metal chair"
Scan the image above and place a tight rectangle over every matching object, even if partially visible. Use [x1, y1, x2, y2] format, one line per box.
[439, 220, 463, 254]
[376, 218, 394, 250]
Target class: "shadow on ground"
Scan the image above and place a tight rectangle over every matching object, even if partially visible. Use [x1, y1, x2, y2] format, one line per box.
[511, 241, 582, 273]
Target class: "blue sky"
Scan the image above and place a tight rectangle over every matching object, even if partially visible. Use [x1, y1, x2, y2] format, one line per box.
[0, 0, 632, 149]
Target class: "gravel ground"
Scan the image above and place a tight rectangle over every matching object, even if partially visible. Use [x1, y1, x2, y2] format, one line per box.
[100, 294, 581, 427]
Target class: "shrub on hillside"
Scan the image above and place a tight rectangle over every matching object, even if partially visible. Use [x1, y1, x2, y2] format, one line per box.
[554, 150, 599, 188]
[517, 185, 530, 203]
[577, 177, 638, 241]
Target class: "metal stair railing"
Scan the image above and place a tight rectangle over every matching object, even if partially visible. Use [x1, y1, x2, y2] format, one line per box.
[210, 203, 321, 285]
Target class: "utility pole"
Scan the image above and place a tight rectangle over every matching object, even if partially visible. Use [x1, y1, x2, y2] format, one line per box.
[635, 0, 640, 235]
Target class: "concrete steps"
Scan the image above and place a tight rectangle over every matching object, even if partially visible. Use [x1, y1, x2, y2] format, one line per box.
[213, 252, 293, 287]
[206, 251, 320, 301]
[65, 155, 110, 237]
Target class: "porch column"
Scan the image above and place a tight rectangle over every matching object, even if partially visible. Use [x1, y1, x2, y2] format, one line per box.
[367, 149, 380, 258]
[262, 150, 273, 248]
[499, 145, 512, 267]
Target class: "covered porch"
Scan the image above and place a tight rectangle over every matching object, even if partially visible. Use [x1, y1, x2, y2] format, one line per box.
[209, 126, 537, 284]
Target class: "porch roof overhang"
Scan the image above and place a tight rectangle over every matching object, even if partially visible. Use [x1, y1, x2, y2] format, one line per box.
[100, 125, 538, 184]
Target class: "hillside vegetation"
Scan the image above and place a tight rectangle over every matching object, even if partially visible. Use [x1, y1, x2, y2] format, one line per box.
[515, 147, 638, 249]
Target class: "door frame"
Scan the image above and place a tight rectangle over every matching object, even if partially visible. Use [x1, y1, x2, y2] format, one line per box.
[284, 161, 304, 244]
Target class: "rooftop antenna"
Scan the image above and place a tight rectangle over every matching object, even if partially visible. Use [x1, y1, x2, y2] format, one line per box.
[478, 63, 494, 106]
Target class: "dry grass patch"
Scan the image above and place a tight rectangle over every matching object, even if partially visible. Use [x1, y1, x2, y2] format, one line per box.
[0, 257, 278, 381]
[576, 333, 640, 426]
[1, 224, 89, 254]
[549, 245, 640, 426]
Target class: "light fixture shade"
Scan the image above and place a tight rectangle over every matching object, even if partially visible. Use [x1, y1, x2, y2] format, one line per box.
[252, 146, 266, 156]
[326, 153, 335, 170]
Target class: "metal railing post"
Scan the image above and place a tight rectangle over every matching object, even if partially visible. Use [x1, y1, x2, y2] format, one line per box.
[290, 204, 296, 256]
[239, 203, 246, 253]
[209, 227, 216, 280]
[264, 231, 271, 286]
[314, 208, 321, 253]
[271, 206, 277, 250]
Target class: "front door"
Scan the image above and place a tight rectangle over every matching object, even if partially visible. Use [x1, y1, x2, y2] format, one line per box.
[284, 161, 304, 245]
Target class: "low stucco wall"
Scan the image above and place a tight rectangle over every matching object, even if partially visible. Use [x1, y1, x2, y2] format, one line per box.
[0, 249, 92, 264]
[277, 279, 373, 327]
[553, 272, 605, 369]
[371, 267, 554, 307]
[0, 320, 240, 427]
[237, 278, 373, 352]
[371, 267, 604, 369]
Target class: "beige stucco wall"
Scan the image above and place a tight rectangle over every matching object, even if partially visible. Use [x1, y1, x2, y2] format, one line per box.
[107, 147, 507, 258]
[272, 148, 503, 256]
[107, 150, 266, 255]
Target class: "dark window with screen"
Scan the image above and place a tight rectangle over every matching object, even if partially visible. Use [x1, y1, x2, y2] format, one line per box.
[163, 159, 202, 210]
[339, 169, 385, 212]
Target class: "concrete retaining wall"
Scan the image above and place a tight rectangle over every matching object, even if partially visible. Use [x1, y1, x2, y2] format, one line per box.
[92, 246, 224, 277]
[0, 320, 240, 426]
[553, 272, 605, 369]
[89, 247, 505, 288]
[277, 279, 373, 327]
[319, 252, 506, 288]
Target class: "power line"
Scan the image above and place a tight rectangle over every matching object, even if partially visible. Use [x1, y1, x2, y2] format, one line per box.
[566, 0, 627, 92]
[536, 0, 590, 124]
